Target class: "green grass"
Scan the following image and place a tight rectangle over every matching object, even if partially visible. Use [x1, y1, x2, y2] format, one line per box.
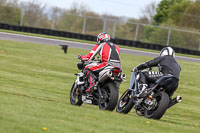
[0, 29, 199, 59]
[0, 40, 200, 133]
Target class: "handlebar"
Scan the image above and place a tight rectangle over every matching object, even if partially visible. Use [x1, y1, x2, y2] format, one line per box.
[131, 67, 153, 73]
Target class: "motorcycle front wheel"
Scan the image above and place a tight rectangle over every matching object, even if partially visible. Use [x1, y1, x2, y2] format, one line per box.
[116, 89, 134, 114]
[70, 82, 83, 106]
[98, 82, 119, 111]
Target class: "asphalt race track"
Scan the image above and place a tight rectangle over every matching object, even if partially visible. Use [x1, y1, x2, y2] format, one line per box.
[0, 32, 199, 63]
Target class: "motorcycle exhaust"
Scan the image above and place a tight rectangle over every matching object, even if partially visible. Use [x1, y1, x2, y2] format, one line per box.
[167, 95, 182, 109]
[98, 71, 112, 83]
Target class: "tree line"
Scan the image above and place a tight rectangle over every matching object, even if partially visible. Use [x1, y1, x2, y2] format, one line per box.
[0, 0, 200, 50]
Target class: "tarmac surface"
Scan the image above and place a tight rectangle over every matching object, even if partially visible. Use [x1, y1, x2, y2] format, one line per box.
[0, 32, 199, 63]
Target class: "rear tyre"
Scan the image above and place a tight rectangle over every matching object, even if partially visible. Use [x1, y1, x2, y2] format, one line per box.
[99, 82, 119, 111]
[70, 82, 83, 106]
[116, 89, 134, 114]
[144, 92, 169, 120]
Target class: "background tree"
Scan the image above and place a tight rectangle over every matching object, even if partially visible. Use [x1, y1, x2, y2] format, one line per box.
[0, 0, 21, 25]
[20, 0, 51, 28]
[49, 7, 62, 29]
[0, 0, 7, 5]
[56, 2, 96, 34]
[84, 12, 103, 35]
[179, 1, 200, 30]
[153, 0, 185, 24]
[143, 0, 200, 50]
[167, 0, 191, 24]
[141, 1, 157, 24]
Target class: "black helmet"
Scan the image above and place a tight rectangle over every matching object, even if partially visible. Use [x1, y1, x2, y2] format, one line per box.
[160, 47, 175, 57]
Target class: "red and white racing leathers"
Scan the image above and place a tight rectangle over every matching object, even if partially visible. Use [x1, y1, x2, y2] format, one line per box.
[80, 41, 121, 72]
[80, 41, 121, 92]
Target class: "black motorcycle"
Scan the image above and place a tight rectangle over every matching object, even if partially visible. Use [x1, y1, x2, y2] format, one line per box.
[116, 69, 182, 120]
[70, 59, 126, 111]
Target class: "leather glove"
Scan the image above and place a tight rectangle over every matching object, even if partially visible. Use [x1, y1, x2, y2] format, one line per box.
[137, 62, 148, 70]
[132, 62, 148, 72]
[77, 55, 82, 59]
[132, 67, 139, 72]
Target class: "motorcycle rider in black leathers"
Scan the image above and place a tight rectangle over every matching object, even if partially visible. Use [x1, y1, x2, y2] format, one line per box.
[133, 47, 181, 98]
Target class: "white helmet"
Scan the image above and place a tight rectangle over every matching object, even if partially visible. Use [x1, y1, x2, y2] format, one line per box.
[160, 47, 175, 57]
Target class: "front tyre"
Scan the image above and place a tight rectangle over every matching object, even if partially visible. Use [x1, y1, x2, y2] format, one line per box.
[144, 92, 169, 120]
[99, 82, 119, 111]
[116, 89, 134, 114]
[70, 82, 83, 106]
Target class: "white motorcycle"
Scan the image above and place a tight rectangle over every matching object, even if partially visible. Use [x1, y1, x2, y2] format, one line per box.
[70, 59, 126, 111]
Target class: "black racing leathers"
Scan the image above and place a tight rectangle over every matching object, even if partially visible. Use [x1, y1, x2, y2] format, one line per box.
[136, 55, 181, 97]
[137, 56, 181, 79]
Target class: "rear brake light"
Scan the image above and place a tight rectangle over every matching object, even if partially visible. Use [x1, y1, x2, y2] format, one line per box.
[112, 69, 120, 75]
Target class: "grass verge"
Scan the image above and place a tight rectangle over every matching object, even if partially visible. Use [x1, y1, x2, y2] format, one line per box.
[0, 40, 200, 133]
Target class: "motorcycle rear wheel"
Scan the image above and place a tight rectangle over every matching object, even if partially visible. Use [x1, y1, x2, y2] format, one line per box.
[98, 82, 119, 111]
[116, 89, 134, 114]
[144, 92, 169, 120]
[70, 82, 83, 106]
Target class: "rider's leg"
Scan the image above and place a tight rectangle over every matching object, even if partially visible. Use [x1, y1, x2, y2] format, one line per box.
[165, 78, 179, 98]
[85, 62, 108, 93]
[136, 71, 149, 96]
[136, 71, 163, 97]
[85, 69, 97, 93]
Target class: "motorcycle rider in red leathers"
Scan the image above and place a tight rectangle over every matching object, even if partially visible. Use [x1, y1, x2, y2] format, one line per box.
[80, 32, 121, 93]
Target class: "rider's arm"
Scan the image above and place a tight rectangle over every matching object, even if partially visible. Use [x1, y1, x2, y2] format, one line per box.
[136, 56, 162, 71]
[146, 56, 162, 67]
[81, 43, 105, 62]
[135, 62, 148, 71]
[115, 45, 120, 57]
[80, 44, 99, 61]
